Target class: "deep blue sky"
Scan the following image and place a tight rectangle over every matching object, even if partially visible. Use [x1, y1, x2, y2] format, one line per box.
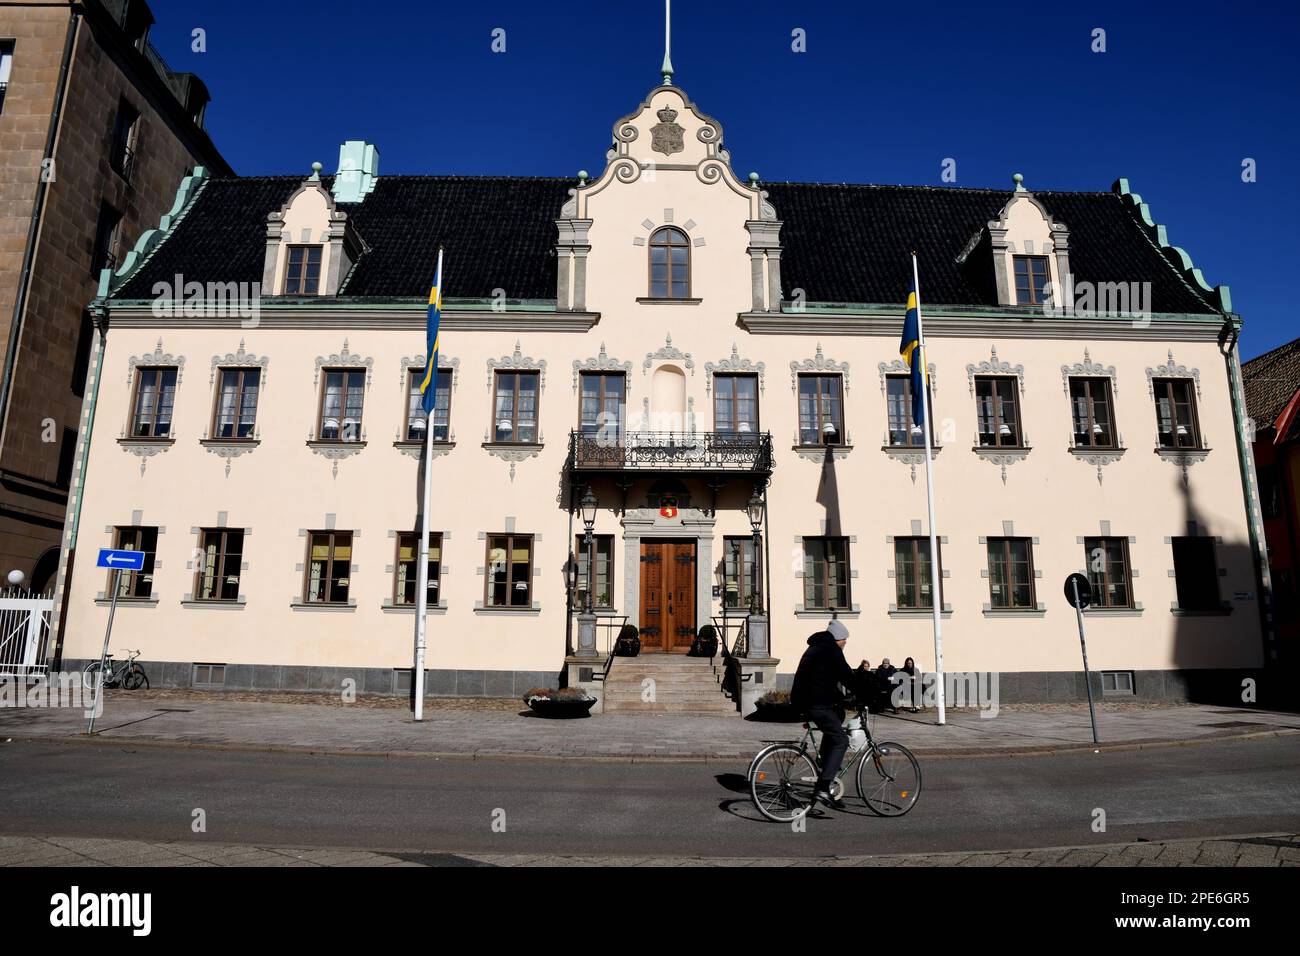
[150, 0, 1297, 359]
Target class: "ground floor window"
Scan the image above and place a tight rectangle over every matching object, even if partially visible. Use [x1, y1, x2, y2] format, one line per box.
[305, 531, 352, 604]
[987, 537, 1035, 609]
[723, 536, 757, 609]
[487, 534, 533, 607]
[110, 526, 158, 599]
[1084, 536, 1133, 608]
[575, 534, 614, 609]
[894, 537, 940, 609]
[802, 536, 850, 610]
[1171, 536, 1219, 610]
[196, 528, 244, 601]
[395, 532, 442, 605]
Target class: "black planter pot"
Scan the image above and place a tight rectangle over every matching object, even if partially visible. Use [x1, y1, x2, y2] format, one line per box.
[753, 701, 802, 722]
[614, 637, 641, 657]
[526, 697, 597, 718]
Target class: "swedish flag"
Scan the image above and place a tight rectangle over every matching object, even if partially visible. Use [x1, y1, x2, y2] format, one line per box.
[900, 282, 926, 427]
[419, 256, 443, 416]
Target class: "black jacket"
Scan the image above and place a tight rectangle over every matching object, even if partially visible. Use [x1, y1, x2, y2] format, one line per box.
[790, 632, 856, 710]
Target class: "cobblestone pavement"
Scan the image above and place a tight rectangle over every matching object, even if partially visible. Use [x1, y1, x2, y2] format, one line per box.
[2, 833, 1297, 867]
[0, 693, 1297, 758]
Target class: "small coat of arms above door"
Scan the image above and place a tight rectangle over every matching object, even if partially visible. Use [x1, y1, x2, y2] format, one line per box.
[650, 105, 685, 156]
[659, 495, 679, 519]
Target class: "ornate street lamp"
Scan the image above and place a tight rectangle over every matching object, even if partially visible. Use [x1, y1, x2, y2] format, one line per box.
[580, 487, 598, 612]
[747, 489, 766, 614]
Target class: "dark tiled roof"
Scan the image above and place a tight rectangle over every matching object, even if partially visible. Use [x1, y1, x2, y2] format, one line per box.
[116, 175, 1220, 315]
[1243, 336, 1300, 431]
[763, 183, 1218, 314]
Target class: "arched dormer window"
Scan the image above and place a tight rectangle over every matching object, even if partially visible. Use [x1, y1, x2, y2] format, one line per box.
[649, 227, 690, 299]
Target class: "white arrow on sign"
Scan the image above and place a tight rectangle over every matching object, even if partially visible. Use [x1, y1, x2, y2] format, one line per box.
[106, 554, 136, 565]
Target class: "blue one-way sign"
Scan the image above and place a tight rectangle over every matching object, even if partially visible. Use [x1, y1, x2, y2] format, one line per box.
[97, 548, 146, 571]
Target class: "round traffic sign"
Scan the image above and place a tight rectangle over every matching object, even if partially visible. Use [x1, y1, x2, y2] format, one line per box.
[1064, 572, 1092, 609]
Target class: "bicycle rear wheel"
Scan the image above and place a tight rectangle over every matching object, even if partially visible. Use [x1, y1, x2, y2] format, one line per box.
[750, 745, 817, 822]
[122, 663, 149, 690]
[82, 660, 107, 690]
[856, 741, 921, 816]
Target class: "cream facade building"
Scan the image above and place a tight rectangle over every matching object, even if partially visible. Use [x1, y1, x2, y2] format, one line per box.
[50, 80, 1273, 711]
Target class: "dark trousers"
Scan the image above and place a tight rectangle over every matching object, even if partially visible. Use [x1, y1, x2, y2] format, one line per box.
[806, 704, 848, 786]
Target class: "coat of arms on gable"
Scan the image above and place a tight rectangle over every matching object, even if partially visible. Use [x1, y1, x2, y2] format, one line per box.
[650, 105, 685, 156]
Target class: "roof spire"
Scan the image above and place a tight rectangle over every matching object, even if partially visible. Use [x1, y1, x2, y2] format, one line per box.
[661, 0, 674, 85]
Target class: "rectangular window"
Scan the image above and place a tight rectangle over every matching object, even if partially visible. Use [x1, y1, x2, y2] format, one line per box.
[284, 245, 322, 295]
[192, 663, 227, 688]
[92, 203, 123, 276]
[797, 374, 844, 446]
[395, 532, 442, 606]
[1083, 536, 1133, 608]
[975, 376, 1022, 447]
[575, 534, 614, 609]
[987, 537, 1035, 609]
[722, 535, 757, 609]
[1069, 377, 1116, 447]
[110, 526, 158, 599]
[0, 41, 13, 114]
[130, 367, 177, 438]
[492, 371, 539, 444]
[317, 369, 365, 442]
[1259, 465, 1281, 521]
[196, 528, 245, 602]
[404, 368, 452, 443]
[886, 375, 931, 447]
[579, 372, 624, 441]
[1172, 536, 1220, 611]
[110, 97, 140, 181]
[714, 374, 759, 437]
[212, 368, 260, 439]
[894, 537, 940, 609]
[1013, 255, 1051, 305]
[305, 531, 352, 604]
[802, 537, 850, 610]
[1153, 378, 1201, 449]
[1101, 671, 1135, 695]
[486, 534, 533, 608]
[56, 427, 77, 490]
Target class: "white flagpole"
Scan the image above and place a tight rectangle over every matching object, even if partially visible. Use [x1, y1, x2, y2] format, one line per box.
[912, 252, 946, 726]
[413, 248, 442, 722]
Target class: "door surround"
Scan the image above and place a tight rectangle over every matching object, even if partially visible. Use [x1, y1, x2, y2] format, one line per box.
[622, 506, 714, 637]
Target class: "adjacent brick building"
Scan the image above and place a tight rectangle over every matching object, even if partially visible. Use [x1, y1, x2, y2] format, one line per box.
[0, 0, 229, 591]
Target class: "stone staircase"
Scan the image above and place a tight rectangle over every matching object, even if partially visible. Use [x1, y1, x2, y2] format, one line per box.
[601, 653, 737, 715]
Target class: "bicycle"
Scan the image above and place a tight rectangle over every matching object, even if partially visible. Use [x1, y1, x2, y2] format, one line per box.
[83, 649, 150, 691]
[749, 702, 921, 822]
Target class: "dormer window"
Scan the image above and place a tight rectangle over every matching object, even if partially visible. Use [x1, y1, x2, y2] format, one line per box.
[649, 227, 690, 298]
[284, 245, 322, 294]
[1013, 255, 1050, 305]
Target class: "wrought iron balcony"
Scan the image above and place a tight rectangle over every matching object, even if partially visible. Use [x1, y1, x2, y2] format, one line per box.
[567, 430, 773, 475]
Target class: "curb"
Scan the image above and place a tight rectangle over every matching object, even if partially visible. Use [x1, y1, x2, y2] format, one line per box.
[3, 726, 1296, 764]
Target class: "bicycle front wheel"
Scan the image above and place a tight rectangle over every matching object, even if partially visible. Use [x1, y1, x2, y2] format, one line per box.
[82, 660, 106, 690]
[122, 663, 149, 691]
[856, 741, 922, 817]
[750, 745, 818, 823]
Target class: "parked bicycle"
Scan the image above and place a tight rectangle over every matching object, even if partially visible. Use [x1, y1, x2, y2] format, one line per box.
[83, 649, 149, 691]
[749, 702, 921, 822]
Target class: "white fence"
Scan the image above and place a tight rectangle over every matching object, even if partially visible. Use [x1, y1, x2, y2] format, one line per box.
[0, 588, 54, 679]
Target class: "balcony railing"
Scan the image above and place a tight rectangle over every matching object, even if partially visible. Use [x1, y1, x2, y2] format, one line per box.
[567, 430, 774, 475]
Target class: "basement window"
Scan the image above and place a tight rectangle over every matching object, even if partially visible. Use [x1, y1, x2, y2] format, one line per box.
[192, 663, 227, 688]
[1100, 671, 1135, 696]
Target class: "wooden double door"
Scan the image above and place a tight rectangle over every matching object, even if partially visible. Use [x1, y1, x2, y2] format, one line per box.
[639, 540, 696, 652]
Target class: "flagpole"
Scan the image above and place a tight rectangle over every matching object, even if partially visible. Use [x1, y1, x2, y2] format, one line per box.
[912, 252, 947, 726]
[413, 247, 442, 722]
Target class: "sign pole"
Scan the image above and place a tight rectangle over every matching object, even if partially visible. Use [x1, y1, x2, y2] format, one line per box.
[1072, 577, 1100, 745]
[87, 567, 120, 734]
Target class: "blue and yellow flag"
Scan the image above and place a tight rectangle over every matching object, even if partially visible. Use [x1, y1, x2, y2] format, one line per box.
[900, 282, 926, 427]
[419, 257, 443, 416]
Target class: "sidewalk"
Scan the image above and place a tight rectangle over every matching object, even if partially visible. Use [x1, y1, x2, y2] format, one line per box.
[2, 691, 1297, 759]
[3, 832, 1297, 867]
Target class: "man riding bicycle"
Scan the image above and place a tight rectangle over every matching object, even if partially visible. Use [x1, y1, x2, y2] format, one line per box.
[789, 618, 859, 811]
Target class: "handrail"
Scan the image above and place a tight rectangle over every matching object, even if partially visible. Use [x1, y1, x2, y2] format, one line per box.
[568, 430, 774, 474]
[712, 615, 749, 660]
[591, 613, 629, 683]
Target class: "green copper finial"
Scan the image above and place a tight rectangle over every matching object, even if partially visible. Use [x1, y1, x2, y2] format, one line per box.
[748, 172, 760, 185]
[1012, 172, 1025, 191]
[578, 170, 589, 185]
[310, 161, 322, 181]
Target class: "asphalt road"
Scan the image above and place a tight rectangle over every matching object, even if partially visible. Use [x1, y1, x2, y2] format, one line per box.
[2, 737, 1298, 858]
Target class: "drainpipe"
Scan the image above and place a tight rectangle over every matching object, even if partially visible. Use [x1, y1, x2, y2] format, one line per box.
[1219, 314, 1277, 674]
[0, 9, 81, 448]
[49, 302, 108, 668]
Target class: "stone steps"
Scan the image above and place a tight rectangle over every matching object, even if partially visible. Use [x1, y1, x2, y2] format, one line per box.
[601, 654, 735, 715]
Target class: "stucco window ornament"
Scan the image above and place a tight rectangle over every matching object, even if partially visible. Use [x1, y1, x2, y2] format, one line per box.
[877, 358, 937, 395]
[395, 354, 458, 460]
[309, 441, 363, 480]
[118, 440, 170, 477]
[126, 338, 186, 387]
[789, 343, 850, 393]
[200, 340, 270, 476]
[705, 344, 766, 396]
[486, 340, 547, 390]
[483, 444, 543, 483]
[973, 449, 1031, 485]
[965, 345, 1024, 396]
[313, 339, 373, 389]
[120, 339, 186, 475]
[643, 333, 694, 376]
[882, 446, 943, 485]
[1145, 349, 1201, 399]
[572, 344, 632, 391]
[1059, 348, 1116, 394]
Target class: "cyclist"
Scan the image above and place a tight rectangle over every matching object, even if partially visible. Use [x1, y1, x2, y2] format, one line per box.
[789, 618, 856, 811]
